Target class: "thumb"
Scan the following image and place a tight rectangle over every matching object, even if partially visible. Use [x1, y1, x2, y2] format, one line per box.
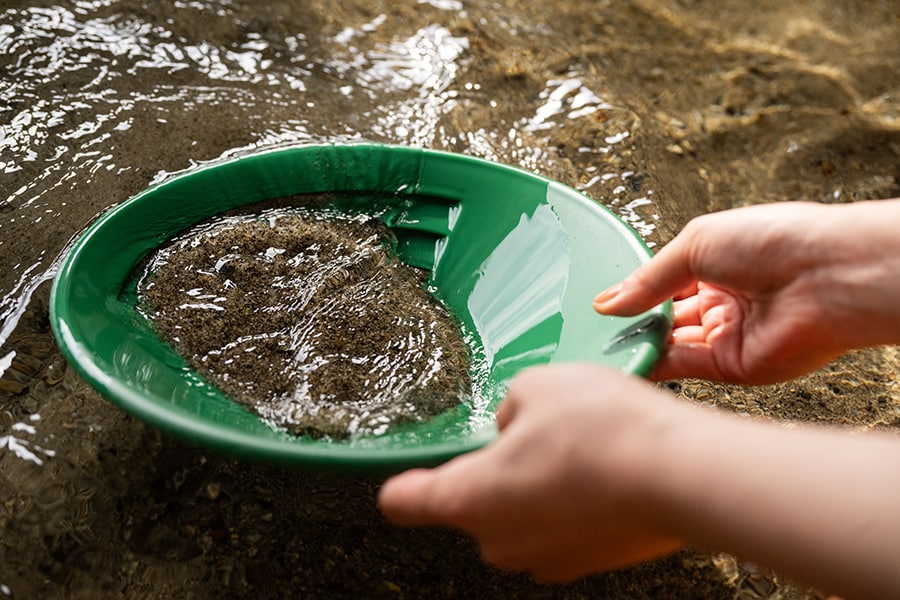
[378, 468, 445, 526]
[593, 234, 697, 316]
[378, 451, 494, 528]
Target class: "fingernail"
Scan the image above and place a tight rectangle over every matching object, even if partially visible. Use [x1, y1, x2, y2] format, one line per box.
[593, 283, 622, 305]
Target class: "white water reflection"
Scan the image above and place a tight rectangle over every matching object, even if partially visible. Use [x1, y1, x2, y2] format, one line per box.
[0, 3, 313, 174]
[617, 194, 659, 240]
[1, 1, 655, 350]
[418, 0, 464, 10]
[0, 0, 656, 440]
[0, 2, 322, 343]
[0, 417, 55, 466]
[332, 23, 469, 147]
[467, 204, 569, 365]
[526, 77, 614, 132]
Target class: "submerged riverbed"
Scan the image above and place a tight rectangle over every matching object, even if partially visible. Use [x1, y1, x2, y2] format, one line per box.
[1, 1, 899, 598]
[138, 203, 472, 440]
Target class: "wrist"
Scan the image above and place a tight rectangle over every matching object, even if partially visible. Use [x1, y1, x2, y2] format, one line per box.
[600, 385, 704, 540]
[811, 198, 900, 347]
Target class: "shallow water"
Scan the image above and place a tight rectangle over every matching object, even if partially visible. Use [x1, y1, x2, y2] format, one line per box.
[138, 204, 473, 439]
[1, 0, 899, 598]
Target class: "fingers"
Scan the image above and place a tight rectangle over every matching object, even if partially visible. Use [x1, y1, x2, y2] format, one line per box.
[378, 453, 489, 528]
[670, 325, 705, 344]
[378, 469, 441, 526]
[380, 367, 546, 529]
[594, 234, 698, 317]
[648, 342, 725, 382]
[672, 295, 701, 328]
[495, 394, 518, 431]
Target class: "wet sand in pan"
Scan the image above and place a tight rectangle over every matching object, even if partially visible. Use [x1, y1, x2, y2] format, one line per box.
[138, 205, 471, 439]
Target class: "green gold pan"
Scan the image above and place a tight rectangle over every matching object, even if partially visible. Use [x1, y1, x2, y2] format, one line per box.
[49, 143, 671, 474]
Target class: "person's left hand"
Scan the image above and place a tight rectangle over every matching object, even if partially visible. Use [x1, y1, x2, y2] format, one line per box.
[378, 364, 686, 582]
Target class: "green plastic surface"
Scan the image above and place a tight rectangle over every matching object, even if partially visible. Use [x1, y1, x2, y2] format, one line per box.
[49, 144, 671, 473]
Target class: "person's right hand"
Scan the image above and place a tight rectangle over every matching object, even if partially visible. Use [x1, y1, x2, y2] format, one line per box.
[594, 199, 900, 384]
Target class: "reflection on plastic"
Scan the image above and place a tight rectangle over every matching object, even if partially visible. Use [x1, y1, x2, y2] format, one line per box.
[603, 314, 671, 354]
[467, 203, 568, 365]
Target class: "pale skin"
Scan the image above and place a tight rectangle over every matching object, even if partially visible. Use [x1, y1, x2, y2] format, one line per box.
[378, 198, 900, 599]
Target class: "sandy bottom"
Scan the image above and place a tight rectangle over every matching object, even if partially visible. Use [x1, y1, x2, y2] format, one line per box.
[138, 205, 470, 440]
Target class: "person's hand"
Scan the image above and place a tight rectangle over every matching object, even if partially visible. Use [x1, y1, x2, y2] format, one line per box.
[378, 364, 686, 582]
[380, 364, 900, 598]
[594, 199, 900, 384]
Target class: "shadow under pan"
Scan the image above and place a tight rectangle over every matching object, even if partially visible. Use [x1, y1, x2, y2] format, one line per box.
[49, 143, 671, 474]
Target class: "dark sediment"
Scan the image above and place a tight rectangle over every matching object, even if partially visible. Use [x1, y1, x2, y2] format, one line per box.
[137, 203, 471, 439]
